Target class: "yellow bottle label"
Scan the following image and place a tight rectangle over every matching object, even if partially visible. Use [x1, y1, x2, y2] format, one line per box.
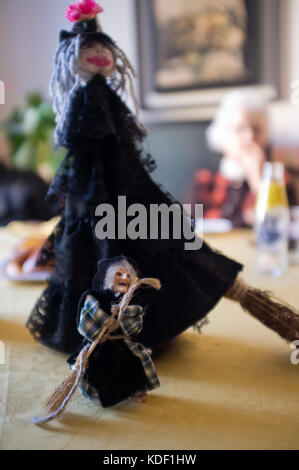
[265, 182, 288, 209]
[255, 181, 289, 223]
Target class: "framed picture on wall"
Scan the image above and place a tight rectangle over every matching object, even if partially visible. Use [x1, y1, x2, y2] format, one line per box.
[136, 0, 279, 122]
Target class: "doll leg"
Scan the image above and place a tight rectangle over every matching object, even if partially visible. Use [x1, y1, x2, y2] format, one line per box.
[129, 391, 148, 403]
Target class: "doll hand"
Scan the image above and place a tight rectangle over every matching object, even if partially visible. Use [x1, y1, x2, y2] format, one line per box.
[111, 305, 119, 318]
[105, 316, 117, 330]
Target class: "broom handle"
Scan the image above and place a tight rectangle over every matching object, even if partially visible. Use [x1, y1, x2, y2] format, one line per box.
[86, 324, 111, 358]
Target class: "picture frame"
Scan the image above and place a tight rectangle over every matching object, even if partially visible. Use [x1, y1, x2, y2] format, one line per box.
[136, 0, 279, 123]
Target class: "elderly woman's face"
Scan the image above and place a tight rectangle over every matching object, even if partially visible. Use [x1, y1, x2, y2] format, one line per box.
[112, 268, 131, 294]
[223, 110, 268, 156]
[79, 40, 115, 77]
[224, 109, 268, 157]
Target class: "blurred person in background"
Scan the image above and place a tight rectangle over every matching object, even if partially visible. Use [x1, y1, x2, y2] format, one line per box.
[186, 90, 297, 227]
[0, 131, 54, 226]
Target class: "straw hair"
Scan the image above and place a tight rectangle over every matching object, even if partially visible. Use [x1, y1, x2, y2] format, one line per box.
[32, 277, 161, 425]
[104, 259, 137, 291]
[225, 275, 299, 343]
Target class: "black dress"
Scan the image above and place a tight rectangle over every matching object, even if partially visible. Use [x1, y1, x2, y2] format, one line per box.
[27, 73, 243, 354]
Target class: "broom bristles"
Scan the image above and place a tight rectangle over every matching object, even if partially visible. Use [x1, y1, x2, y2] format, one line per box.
[45, 369, 81, 413]
[240, 288, 299, 343]
[32, 346, 90, 425]
[226, 276, 299, 344]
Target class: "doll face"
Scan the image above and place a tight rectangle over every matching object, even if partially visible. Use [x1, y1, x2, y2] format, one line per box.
[112, 268, 132, 294]
[79, 40, 115, 77]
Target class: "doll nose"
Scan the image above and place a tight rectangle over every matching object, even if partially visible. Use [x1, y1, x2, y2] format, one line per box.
[121, 273, 129, 280]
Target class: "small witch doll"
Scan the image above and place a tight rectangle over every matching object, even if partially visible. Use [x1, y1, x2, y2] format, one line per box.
[33, 256, 161, 423]
[28, 1, 299, 360]
[69, 256, 160, 407]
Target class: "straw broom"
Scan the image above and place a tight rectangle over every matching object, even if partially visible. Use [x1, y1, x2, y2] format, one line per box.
[225, 275, 299, 343]
[32, 277, 161, 425]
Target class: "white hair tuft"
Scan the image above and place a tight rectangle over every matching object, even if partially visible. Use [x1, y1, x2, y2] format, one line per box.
[104, 259, 137, 291]
[206, 89, 268, 153]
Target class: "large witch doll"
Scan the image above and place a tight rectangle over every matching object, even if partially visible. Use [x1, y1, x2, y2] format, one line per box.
[27, 1, 299, 357]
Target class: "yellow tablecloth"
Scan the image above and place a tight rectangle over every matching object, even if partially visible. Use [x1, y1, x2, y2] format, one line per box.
[0, 229, 298, 450]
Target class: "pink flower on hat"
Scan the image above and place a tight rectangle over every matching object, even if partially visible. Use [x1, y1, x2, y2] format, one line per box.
[66, 0, 104, 23]
[66, 5, 81, 22]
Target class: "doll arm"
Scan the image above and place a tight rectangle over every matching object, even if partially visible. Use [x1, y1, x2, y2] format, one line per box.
[120, 305, 145, 336]
[78, 294, 114, 342]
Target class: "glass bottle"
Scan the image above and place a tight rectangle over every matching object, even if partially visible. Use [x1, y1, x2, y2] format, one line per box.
[289, 206, 299, 265]
[254, 162, 290, 277]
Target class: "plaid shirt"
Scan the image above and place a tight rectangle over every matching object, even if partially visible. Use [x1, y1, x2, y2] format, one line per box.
[78, 294, 160, 399]
[185, 170, 255, 228]
[186, 169, 297, 228]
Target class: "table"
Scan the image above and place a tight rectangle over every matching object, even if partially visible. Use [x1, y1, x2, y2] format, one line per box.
[0, 229, 298, 450]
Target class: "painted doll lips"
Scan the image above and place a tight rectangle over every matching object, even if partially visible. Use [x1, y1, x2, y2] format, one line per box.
[87, 56, 112, 67]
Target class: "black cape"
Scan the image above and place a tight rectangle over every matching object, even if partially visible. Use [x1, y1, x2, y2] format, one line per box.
[27, 73, 243, 354]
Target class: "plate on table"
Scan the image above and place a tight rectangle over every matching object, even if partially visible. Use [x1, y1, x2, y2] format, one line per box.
[0, 258, 53, 282]
[7, 217, 60, 238]
[196, 218, 233, 235]
[0, 234, 54, 283]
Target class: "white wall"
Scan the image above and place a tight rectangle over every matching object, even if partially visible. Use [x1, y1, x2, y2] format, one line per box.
[0, 0, 137, 120]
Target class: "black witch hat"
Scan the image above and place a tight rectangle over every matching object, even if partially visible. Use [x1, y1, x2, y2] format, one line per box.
[60, 0, 115, 47]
